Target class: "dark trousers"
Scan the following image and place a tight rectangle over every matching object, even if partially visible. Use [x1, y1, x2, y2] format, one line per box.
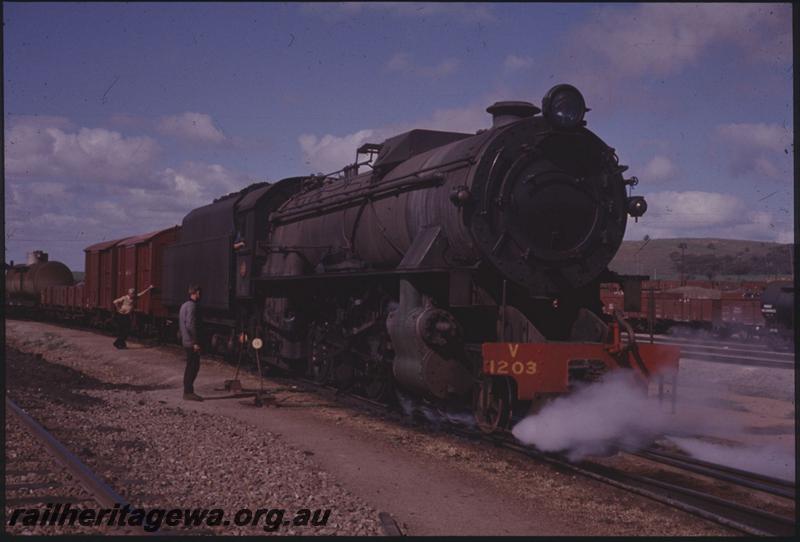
[114, 313, 131, 347]
[184, 348, 200, 394]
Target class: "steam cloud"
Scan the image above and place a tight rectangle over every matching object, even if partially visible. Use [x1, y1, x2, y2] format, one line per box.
[511, 371, 795, 481]
[511, 372, 672, 460]
[396, 360, 793, 480]
[667, 436, 795, 481]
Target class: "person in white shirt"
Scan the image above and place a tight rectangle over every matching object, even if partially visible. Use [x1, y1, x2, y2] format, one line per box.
[112, 285, 154, 349]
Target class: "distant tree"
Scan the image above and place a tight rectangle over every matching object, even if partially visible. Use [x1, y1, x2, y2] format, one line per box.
[643, 234, 651, 242]
[706, 242, 715, 250]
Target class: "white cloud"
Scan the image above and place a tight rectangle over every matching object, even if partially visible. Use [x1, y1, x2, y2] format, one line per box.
[155, 161, 249, 208]
[108, 113, 153, 131]
[156, 112, 227, 144]
[4, 118, 159, 182]
[626, 190, 793, 242]
[93, 201, 131, 221]
[299, 129, 377, 174]
[40, 212, 87, 228]
[385, 52, 411, 72]
[5, 159, 253, 266]
[423, 103, 491, 134]
[715, 122, 792, 181]
[646, 190, 745, 229]
[301, 2, 495, 23]
[641, 155, 677, 183]
[503, 54, 534, 71]
[385, 52, 460, 78]
[298, 101, 490, 173]
[716, 122, 791, 153]
[569, 4, 791, 78]
[27, 181, 71, 198]
[5, 115, 75, 131]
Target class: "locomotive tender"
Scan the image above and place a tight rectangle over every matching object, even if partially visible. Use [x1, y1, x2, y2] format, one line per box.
[161, 84, 679, 431]
[13, 84, 681, 432]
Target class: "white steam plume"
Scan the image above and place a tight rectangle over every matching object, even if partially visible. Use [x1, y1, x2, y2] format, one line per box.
[511, 372, 674, 460]
[511, 370, 795, 481]
[666, 437, 794, 481]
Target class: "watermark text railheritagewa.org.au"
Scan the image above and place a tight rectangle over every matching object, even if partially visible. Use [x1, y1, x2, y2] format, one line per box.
[8, 503, 332, 532]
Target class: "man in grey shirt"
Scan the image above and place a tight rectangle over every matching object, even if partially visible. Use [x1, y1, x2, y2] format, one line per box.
[179, 284, 203, 401]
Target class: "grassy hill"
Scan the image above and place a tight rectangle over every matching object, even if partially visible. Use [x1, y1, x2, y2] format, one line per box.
[610, 238, 793, 281]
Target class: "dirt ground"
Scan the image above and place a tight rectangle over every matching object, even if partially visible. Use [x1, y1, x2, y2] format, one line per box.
[5, 320, 740, 536]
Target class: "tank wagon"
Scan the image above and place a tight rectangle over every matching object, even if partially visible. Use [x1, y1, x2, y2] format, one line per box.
[6, 251, 74, 313]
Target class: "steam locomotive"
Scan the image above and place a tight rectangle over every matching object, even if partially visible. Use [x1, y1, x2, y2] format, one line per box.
[11, 84, 682, 432]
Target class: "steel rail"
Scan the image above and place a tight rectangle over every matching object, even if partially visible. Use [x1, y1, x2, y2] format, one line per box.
[6, 397, 129, 510]
[648, 344, 792, 362]
[640, 342, 794, 359]
[678, 355, 793, 369]
[497, 439, 795, 537]
[648, 342, 793, 358]
[634, 449, 795, 499]
[621, 341, 793, 368]
[633, 333, 772, 347]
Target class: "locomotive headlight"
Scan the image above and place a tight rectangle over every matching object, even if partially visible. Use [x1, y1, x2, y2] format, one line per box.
[627, 196, 648, 218]
[542, 84, 587, 129]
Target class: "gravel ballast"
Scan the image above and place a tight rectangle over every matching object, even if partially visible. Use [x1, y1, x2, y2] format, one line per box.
[5, 345, 382, 535]
[5, 320, 743, 536]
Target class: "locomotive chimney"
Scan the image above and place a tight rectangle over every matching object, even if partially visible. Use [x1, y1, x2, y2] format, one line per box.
[27, 250, 48, 265]
[486, 101, 540, 128]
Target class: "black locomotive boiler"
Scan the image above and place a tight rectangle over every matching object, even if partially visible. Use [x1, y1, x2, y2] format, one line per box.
[160, 84, 679, 431]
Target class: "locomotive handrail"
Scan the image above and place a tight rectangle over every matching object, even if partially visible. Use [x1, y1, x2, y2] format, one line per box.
[253, 266, 457, 284]
[270, 157, 473, 224]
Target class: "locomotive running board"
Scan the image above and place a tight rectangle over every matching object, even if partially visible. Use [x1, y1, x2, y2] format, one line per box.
[481, 341, 681, 400]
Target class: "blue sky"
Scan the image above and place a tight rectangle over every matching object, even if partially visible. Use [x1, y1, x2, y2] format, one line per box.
[4, 2, 794, 270]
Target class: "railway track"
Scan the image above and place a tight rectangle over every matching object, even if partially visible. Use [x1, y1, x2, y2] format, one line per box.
[501, 440, 795, 537]
[10, 319, 795, 536]
[5, 398, 139, 535]
[266, 374, 795, 537]
[629, 333, 794, 369]
[632, 448, 794, 499]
